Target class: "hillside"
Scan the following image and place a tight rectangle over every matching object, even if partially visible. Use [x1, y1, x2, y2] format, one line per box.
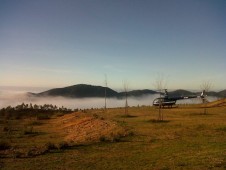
[30, 84, 226, 99]
[120, 89, 157, 97]
[31, 84, 158, 98]
[168, 89, 195, 96]
[35, 84, 118, 98]
[218, 89, 226, 97]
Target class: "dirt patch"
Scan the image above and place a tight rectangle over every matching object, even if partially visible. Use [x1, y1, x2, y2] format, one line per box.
[53, 113, 127, 143]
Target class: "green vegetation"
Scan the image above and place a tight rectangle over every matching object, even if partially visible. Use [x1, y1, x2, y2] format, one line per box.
[0, 103, 73, 119]
[0, 104, 226, 170]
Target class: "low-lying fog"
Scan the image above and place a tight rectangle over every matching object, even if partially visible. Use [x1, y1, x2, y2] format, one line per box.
[0, 88, 219, 110]
[0, 90, 156, 109]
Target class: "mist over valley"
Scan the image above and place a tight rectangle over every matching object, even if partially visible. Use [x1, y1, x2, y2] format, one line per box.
[0, 84, 222, 109]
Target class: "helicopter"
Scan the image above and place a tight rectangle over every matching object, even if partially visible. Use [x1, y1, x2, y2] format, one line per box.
[153, 89, 207, 108]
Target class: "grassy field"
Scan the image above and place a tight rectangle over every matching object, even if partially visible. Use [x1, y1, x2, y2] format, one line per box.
[0, 103, 226, 170]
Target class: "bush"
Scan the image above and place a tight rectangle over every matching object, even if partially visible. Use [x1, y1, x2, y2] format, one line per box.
[2, 126, 9, 132]
[99, 136, 107, 142]
[111, 136, 120, 142]
[147, 119, 170, 123]
[55, 112, 65, 117]
[0, 141, 11, 150]
[12, 150, 23, 158]
[25, 146, 48, 157]
[56, 141, 69, 150]
[23, 126, 34, 135]
[93, 114, 99, 119]
[36, 114, 50, 120]
[29, 121, 42, 126]
[44, 142, 57, 150]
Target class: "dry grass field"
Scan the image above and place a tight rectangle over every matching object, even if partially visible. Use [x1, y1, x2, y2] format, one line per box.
[0, 100, 226, 170]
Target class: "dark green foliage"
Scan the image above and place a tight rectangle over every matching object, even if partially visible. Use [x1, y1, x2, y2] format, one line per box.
[0, 103, 73, 119]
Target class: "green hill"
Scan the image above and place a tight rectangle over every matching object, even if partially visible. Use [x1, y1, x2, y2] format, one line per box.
[36, 84, 118, 98]
[30, 84, 225, 99]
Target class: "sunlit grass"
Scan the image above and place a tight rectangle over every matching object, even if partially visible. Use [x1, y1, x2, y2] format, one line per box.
[0, 104, 225, 169]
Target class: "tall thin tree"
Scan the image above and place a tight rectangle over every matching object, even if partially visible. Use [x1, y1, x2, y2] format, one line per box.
[200, 80, 213, 114]
[123, 80, 129, 115]
[154, 74, 167, 121]
[104, 74, 108, 112]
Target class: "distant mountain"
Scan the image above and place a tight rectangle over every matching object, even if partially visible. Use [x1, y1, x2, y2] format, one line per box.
[206, 91, 218, 97]
[119, 89, 157, 97]
[168, 89, 195, 97]
[29, 84, 226, 99]
[218, 89, 226, 97]
[168, 89, 226, 98]
[35, 84, 118, 98]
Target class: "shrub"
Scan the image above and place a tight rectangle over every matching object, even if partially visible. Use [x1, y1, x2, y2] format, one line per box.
[29, 121, 42, 126]
[99, 136, 107, 142]
[0, 141, 11, 150]
[216, 126, 226, 132]
[55, 112, 65, 117]
[25, 148, 35, 157]
[56, 141, 69, 150]
[44, 142, 57, 150]
[111, 136, 120, 142]
[23, 126, 34, 135]
[25, 146, 49, 157]
[93, 114, 99, 119]
[3, 126, 9, 132]
[12, 150, 23, 158]
[147, 119, 170, 123]
[36, 114, 50, 120]
[128, 131, 134, 136]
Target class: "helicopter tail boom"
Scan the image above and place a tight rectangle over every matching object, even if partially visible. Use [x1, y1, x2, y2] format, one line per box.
[153, 90, 208, 107]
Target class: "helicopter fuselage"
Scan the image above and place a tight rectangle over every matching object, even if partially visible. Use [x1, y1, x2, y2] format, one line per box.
[153, 93, 199, 107]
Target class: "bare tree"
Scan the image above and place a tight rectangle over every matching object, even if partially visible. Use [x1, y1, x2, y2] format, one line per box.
[200, 80, 213, 114]
[123, 80, 129, 115]
[154, 74, 167, 121]
[104, 74, 108, 112]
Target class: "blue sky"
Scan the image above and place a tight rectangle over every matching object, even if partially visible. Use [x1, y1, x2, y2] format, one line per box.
[0, 0, 226, 91]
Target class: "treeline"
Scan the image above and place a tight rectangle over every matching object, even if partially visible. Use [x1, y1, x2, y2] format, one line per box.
[0, 103, 75, 119]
